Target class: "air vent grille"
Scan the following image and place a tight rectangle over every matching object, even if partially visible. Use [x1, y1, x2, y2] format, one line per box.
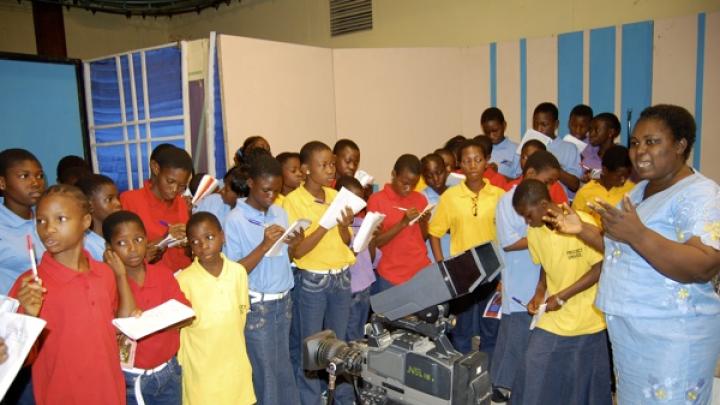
[330, 0, 373, 37]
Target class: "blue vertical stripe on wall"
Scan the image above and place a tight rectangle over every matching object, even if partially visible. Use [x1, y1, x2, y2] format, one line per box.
[558, 31, 584, 134]
[213, 42, 227, 176]
[589, 27, 616, 115]
[490, 42, 497, 107]
[693, 13, 706, 170]
[621, 21, 654, 145]
[520, 39, 527, 135]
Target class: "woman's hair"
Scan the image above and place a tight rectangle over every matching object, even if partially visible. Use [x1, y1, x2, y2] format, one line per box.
[248, 153, 282, 180]
[224, 166, 250, 197]
[75, 174, 116, 199]
[0, 148, 41, 176]
[102, 210, 146, 243]
[299, 141, 331, 165]
[41, 184, 91, 215]
[637, 104, 696, 160]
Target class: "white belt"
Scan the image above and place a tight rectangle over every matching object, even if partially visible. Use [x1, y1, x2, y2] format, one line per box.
[249, 289, 290, 304]
[123, 360, 171, 405]
[303, 266, 349, 275]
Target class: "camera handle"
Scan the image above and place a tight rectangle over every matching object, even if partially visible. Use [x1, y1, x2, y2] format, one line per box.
[326, 361, 339, 405]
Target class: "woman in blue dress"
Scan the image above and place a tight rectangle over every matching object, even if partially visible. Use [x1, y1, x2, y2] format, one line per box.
[546, 104, 720, 404]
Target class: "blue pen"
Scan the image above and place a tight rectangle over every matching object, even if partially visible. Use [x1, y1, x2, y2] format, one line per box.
[247, 218, 265, 227]
[159, 220, 169, 227]
[512, 297, 527, 308]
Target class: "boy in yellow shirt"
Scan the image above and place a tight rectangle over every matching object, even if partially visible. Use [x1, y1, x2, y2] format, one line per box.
[176, 212, 255, 405]
[572, 145, 634, 227]
[429, 139, 505, 354]
[511, 179, 611, 404]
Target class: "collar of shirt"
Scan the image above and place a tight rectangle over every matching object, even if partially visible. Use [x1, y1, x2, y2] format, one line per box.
[294, 183, 333, 208]
[39, 250, 105, 284]
[237, 198, 281, 226]
[457, 178, 491, 199]
[126, 262, 166, 290]
[0, 198, 35, 230]
[380, 183, 422, 206]
[141, 180, 185, 213]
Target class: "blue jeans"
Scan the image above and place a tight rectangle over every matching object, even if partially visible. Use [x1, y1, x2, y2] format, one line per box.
[245, 294, 299, 405]
[346, 286, 371, 341]
[449, 280, 500, 357]
[123, 357, 182, 405]
[295, 269, 352, 405]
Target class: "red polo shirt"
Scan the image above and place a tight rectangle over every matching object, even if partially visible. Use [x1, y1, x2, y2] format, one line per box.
[128, 262, 190, 369]
[505, 176, 568, 204]
[483, 166, 508, 190]
[10, 252, 125, 405]
[367, 185, 430, 285]
[120, 180, 191, 271]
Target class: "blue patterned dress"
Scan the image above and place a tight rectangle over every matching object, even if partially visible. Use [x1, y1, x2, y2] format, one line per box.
[595, 172, 720, 404]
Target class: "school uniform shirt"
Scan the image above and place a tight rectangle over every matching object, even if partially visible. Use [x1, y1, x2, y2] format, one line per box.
[367, 185, 430, 285]
[120, 180, 191, 272]
[348, 216, 377, 293]
[273, 193, 286, 208]
[581, 144, 602, 172]
[495, 186, 541, 314]
[193, 193, 232, 227]
[9, 251, 125, 405]
[483, 166, 509, 189]
[429, 179, 505, 256]
[421, 187, 450, 262]
[490, 137, 519, 178]
[571, 179, 635, 227]
[527, 211, 606, 337]
[0, 198, 45, 294]
[505, 176, 568, 205]
[547, 137, 583, 198]
[127, 262, 190, 369]
[84, 230, 106, 261]
[224, 199, 294, 293]
[176, 255, 255, 405]
[282, 185, 356, 270]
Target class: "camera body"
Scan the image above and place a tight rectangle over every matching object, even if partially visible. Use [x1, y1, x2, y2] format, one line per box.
[304, 311, 492, 405]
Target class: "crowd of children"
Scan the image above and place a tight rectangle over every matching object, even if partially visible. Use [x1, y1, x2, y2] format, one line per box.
[0, 101, 718, 405]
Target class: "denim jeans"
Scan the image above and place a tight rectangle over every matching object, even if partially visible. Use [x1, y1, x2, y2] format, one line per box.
[295, 269, 352, 405]
[289, 268, 302, 378]
[346, 286, 371, 341]
[449, 280, 500, 357]
[123, 357, 182, 405]
[245, 294, 299, 405]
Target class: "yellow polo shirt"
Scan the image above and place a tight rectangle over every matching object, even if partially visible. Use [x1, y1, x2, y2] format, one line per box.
[274, 193, 285, 208]
[428, 179, 505, 256]
[176, 255, 255, 405]
[527, 212, 605, 336]
[283, 185, 356, 270]
[571, 180, 635, 227]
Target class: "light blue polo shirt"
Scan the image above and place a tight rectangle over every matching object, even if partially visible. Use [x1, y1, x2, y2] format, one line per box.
[223, 199, 294, 293]
[84, 230, 106, 261]
[495, 186, 541, 314]
[0, 198, 45, 294]
[193, 193, 232, 228]
[547, 137, 583, 198]
[490, 137, 519, 178]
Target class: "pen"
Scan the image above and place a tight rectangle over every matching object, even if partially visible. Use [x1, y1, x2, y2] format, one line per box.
[159, 220, 169, 227]
[512, 297, 527, 308]
[394, 206, 408, 211]
[26, 235, 39, 282]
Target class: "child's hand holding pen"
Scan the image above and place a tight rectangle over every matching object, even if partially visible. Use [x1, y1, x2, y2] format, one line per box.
[17, 274, 46, 317]
[400, 207, 420, 225]
[285, 229, 305, 248]
[337, 206, 354, 228]
[261, 225, 286, 250]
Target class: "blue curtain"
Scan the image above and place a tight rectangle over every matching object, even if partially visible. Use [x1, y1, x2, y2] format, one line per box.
[89, 46, 184, 192]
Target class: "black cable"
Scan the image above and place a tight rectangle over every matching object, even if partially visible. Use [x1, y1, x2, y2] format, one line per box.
[352, 376, 365, 405]
[326, 388, 335, 405]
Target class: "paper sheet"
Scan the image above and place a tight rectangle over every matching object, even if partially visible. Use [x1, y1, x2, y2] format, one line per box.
[563, 134, 588, 153]
[318, 187, 367, 230]
[482, 291, 502, 319]
[445, 172, 466, 187]
[265, 219, 312, 257]
[529, 303, 547, 330]
[352, 212, 385, 253]
[516, 129, 553, 154]
[156, 234, 186, 250]
[0, 313, 46, 400]
[354, 170, 374, 187]
[112, 299, 195, 341]
[191, 175, 220, 206]
[408, 203, 436, 226]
